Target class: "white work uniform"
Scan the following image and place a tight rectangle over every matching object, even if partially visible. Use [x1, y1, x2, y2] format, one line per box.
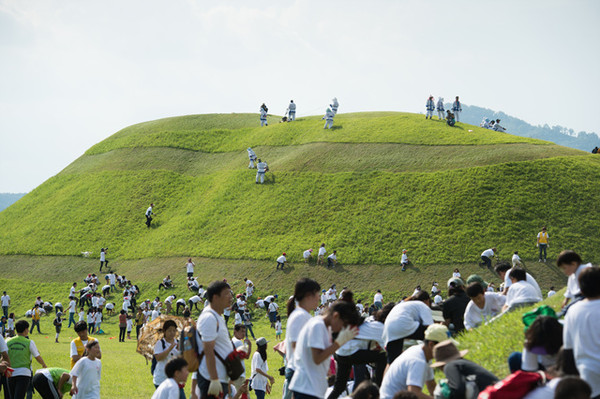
[256, 161, 268, 184]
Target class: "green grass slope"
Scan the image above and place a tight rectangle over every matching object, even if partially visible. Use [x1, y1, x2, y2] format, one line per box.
[0, 112, 598, 265]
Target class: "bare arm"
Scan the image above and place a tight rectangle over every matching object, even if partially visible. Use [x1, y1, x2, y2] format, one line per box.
[190, 377, 198, 399]
[426, 379, 436, 395]
[155, 341, 177, 361]
[311, 342, 340, 365]
[57, 373, 71, 397]
[35, 355, 47, 368]
[1, 350, 9, 366]
[70, 376, 78, 396]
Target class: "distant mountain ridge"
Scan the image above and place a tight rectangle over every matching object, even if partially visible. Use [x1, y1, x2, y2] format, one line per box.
[455, 104, 600, 152]
[0, 193, 26, 212]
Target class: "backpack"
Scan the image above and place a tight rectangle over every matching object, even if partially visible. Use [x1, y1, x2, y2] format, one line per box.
[150, 338, 166, 375]
[179, 325, 202, 372]
[53, 318, 60, 327]
[478, 370, 545, 399]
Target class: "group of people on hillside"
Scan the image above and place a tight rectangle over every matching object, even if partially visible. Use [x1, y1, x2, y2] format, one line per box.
[480, 117, 507, 132]
[258, 98, 340, 129]
[277, 243, 339, 270]
[425, 96, 462, 126]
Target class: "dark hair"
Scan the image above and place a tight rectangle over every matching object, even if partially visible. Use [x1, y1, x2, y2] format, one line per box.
[392, 392, 418, 399]
[554, 376, 591, 399]
[165, 357, 188, 378]
[494, 261, 511, 275]
[287, 278, 321, 316]
[328, 300, 361, 326]
[86, 340, 99, 350]
[340, 290, 354, 303]
[554, 347, 579, 376]
[351, 380, 380, 399]
[579, 266, 600, 298]
[525, 316, 562, 354]
[234, 324, 246, 332]
[509, 268, 526, 281]
[466, 282, 485, 298]
[15, 320, 29, 333]
[162, 320, 177, 333]
[206, 281, 230, 303]
[375, 302, 396, 323]
[257, 342, 267, 362]
[409, 290, 430, 303]
[74, 321, 88, 333]
[556, 250, 582, 267]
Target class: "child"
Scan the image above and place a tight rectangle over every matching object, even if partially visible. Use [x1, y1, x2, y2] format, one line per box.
[53, 311, 63, 343]
[87, 308, 95, 334]
[78, 307, 85, 322]
[275, 316, 282, 341]
[0, 315, 6, 336]
[7, 313, 15, 337]
[94, 310, 103, 334]
[243, 309, 256, 340]
[126, 314, 133, 339]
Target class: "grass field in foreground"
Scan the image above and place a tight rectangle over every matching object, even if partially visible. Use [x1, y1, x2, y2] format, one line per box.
[0, 254, 565, 398]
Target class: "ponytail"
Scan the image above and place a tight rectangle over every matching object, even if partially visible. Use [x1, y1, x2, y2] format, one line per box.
[287, 278, 321, 316]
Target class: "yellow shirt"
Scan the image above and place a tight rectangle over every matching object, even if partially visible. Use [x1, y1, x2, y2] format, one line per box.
[32, 308, 41, 321]
[538, 231, 548, 244]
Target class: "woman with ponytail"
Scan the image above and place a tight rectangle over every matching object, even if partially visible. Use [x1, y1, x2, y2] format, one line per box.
[282, 278, 321, 399]
[289, 300, 361, 399]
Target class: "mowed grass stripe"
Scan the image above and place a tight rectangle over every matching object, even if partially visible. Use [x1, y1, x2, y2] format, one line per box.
[85, 112, 546, 155]
[2, 156, 600, 264]
[64, 143, 585, 176]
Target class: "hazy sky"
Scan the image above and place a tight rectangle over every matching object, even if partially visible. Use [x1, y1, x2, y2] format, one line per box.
[1, 0, 599, 192]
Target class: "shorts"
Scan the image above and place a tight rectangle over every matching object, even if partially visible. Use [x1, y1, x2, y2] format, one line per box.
[187, 272, 194, 278]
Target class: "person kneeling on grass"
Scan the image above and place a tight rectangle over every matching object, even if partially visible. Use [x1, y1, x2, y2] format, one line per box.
[70, 340, 101, 399]
[152, 357, 189, 399]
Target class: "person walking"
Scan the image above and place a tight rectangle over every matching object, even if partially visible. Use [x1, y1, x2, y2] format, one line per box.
[330, 98, 339, 115]
[251, 337, 275, 399]
[185, 258, 195, 278]
[247, 147, 257, 169]
[536, 226, 549, 262]
[7, 320, 48, 399]
[1, 291, 9, 318]
[118, 310, 127, 342]
[287, 100, 297, 121]
[30, 304, 42, 334]
[436, 97, 445, 120]
[99, 248, 108, 272]
[256, 159, 269, 184]
[425, 96, 435, 119]
[452, 96, 462, 122]
[260, 105, 268, 127]
[323, 108, 335, 129]
[145, 203, 154, 228]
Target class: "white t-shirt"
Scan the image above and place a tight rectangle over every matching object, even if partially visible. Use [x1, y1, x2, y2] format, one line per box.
[78, 311, 85, 321]
[320, 293, 328, 305]
[68, 300, 77, 313]
[401, 253, 408, 264]
[108, 274, 116, 285]
[197, 307, 232, 383]
[512, 254, 522, 266]
[71, 357, 101, 399]
[105, 303, 114, 310]
[153, 339, 180, 386]
[277, 255, 286, 263]
[328, 253, 337, 261]
[268, 302, 278, 313]
[0, 335, 7, 353]
[434, 294, 443, 304]
[165, 295, 175, 304]
[189, 295, 201, 304]
[275, 321, 282, 333]
[547, 290, 556, 298]
[481, 249, 494, 258]
[374, 293, 383, 303]
[285, 307, 312, 371]
[234, 312, 242, 325]
[383, 301, 433, 346]
[523, 378, 561, 399]
[151, 310, 160, 321]
[255, 299, 265, 308]
[356, 303, 364, 313]
[250, 352, 269, 391]
[186, 262, 194, 274]
[318, 247, 326, 256]
[231, 337, 247, 378]
[506, 281, 542, 308]
[98, 297, 106, 307]
[303, 250, 311, 259]
[94, 312, 102, 323]
[565, 263, 592, 299]
[289, 317, 331, 397]
[327, 288, 337, 301]
[237, 299, 247, 311]
[504, 269, 543, 299]
[151, 378, 181, 399]
[264, 295, 275, 303]
[1, 294, 9, 306]
[452, 272, 461, 278]
[99, 252, 105, 262]
[337, 320, 384, 357]
[563, 299, 600, 397]
[379, 344, 434, 399]
[463, 293, 506, 330]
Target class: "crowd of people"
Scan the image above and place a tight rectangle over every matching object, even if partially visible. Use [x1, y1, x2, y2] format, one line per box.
[0, 242, 598, 399]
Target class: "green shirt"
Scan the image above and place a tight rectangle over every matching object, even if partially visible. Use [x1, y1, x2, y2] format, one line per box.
[39, 368, 72, 394]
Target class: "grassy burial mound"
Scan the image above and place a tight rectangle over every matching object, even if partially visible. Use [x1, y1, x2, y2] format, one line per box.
[0, 112, 598, 265]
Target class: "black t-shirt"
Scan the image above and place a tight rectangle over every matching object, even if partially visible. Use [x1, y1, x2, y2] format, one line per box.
[442, 291, 470, 333]
[443, 359, 499, 399]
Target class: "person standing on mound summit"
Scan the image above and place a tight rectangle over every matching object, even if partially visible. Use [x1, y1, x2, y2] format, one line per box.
[452, 96, 462, 122]
[425, 95, 435, 119]
[323, 107, 335, 129]
[260, 103, 268, 127]
[436, 97, 445, 120]
[145, 203, 154, 228]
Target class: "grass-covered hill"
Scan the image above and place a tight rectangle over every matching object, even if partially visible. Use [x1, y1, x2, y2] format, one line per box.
[0, 112, 598, 265]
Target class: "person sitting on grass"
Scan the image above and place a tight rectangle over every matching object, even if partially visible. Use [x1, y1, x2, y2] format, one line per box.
[152, 357, 190, 399]
[446, 110, 456, 127]
[494, 261, 542, 299]
[502, 268, 542, 312]
[463, 282, 506, 330]
[158, 275, 173, 290]
[70, 340, 101, 399]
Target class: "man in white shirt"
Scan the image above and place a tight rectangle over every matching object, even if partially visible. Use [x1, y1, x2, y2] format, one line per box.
[562, 266, 600, 398]
[145, 203, 154, 228]
[503, 268, 542, 311]
[256, 159, 268, 184]
[1, 291, 10, 318]
[327, 251, 338, 268]
[380, 324, 448, 399]
[107, 273, 116, 292]
[303, 249, 313, 263]
[189, 295, 202, 311]
[373, 290, 383, 310]
[556, 250, 592, 313]
[317, 243, 327, 266]
[268, 300, 279, 328]
[276, 253, 287, 270]
[67, 296, 77, 328]
[247, 147, 257, 169]
[164, 295, 176, 315]
[196, 281, 234, 398]
[464, 282, 506, 330]
[479, 247, 496, 269]
[494, 262, 542, 299]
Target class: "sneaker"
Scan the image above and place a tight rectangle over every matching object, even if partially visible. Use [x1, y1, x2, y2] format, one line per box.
[401, 267, 406, 271]
[538, 259, 542, 262]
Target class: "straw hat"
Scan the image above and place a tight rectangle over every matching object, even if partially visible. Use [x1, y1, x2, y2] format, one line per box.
[431, 340, 469, 368]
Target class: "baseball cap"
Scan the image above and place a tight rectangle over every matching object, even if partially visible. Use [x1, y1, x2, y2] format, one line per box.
[424, 324, 455, 344]
[466, 274, 488, 290]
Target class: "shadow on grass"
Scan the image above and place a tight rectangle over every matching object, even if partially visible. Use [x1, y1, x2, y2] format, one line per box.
[330, 125, 343, 131]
